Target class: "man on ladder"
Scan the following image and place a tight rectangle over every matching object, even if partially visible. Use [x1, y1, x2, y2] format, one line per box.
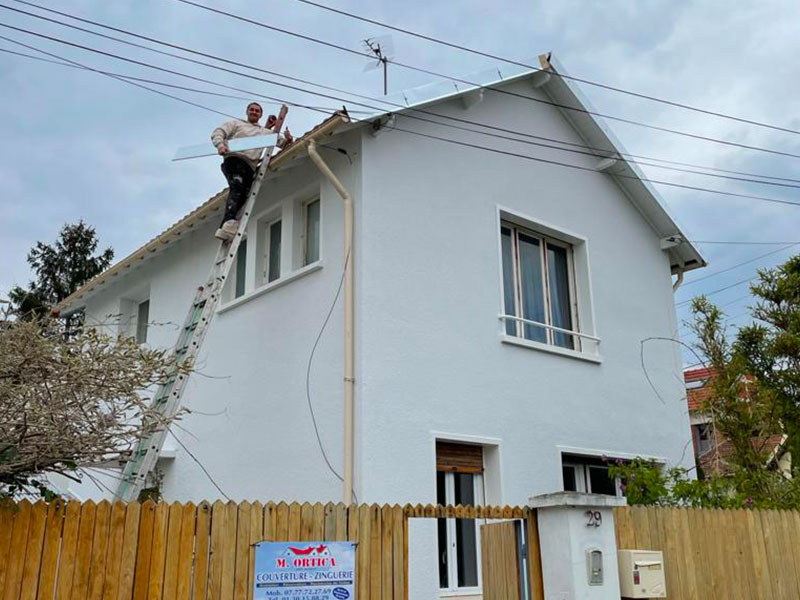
[211, 102, 293, 241]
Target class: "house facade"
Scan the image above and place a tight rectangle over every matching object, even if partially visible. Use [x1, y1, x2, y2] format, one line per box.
[56, 55, 704, 599]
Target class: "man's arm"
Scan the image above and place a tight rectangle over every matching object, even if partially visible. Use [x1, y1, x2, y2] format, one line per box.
[211, 120, 237, 155]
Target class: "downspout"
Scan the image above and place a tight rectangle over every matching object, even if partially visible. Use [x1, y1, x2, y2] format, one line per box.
[672, 267, 684, 292]
[307, 140, 355, 504]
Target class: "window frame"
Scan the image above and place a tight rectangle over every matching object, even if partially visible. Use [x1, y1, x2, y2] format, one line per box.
[501, 220, 581, 350]
[135, 299, 150, 344]
[262, 216, 282, 284]
[302, 197, 321, 266]
[233, 236, 248, 299]
[437, 470, 485, 595]
[562, 459, 623, 497]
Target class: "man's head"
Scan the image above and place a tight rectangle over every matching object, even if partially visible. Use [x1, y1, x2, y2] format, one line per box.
[246, 102, 263, 124]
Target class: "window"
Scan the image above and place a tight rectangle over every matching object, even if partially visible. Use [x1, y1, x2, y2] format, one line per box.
[501, 221, 579, 350]
[562, 454, 621, 497]
[264, 219, 282, 283]
[234, 238, 247, 298]
[135, 300, 149, 344]
[693, 423, 713, 454]
[436, 442, 484, 593]
[304, 198, 320, 265]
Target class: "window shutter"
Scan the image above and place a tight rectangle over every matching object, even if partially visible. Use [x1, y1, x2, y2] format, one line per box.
[436, 442, 483, 473]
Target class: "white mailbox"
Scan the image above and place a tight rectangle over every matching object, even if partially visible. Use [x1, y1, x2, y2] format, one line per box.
[617, 550, 667, 598]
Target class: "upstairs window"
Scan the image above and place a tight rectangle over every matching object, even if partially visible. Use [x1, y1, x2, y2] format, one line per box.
[234, 238, 247, 298]
[265, 218, 282, 284]
[304, 198, 321, 265]
[135, 300, 150, 344]
[501, 221, 579, 350]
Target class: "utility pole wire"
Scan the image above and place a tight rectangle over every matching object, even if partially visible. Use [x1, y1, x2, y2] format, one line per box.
[290, 0, 800, 137]
[172, 0, 800, 161]
[3, 22, 800, 211]
[7, 1, 800, 187]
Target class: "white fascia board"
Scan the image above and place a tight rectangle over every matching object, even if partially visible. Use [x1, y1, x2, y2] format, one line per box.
[542, 56, 706, 274]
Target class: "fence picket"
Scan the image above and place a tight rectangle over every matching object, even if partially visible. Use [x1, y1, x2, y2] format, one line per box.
[85, 501, 111, 600]
[132, 501, 155, 600]
[162, 503, 184, 600]
[232, 502, 250, 600]
[3, 500, 32, 600]
[19, 501, 48, 600]
[36, 500, 65, 600]
[191, 503, 211, 600]
[56, 502, 82, 600]
[146, 502, 170, 600]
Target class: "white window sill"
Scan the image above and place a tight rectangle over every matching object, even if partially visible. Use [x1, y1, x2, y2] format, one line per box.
[440, 589, 482, 598]
[218, 261, 323, 314]
[500, 334, 602, 364]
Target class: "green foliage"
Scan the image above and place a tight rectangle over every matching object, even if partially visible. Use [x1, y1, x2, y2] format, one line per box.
[9, 221, 113, 319]
[614, 256, 800, 508]
[608, 458, 800, 509]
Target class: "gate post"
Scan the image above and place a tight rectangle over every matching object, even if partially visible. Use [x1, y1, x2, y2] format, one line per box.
[529, 492, 626, 600]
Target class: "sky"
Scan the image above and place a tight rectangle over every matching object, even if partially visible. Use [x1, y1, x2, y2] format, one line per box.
[1, 0, 799, 365]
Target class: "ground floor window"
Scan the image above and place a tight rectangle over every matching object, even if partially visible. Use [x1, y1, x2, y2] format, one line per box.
[436, 442, 485, 593]
[562, 454, 622, 497]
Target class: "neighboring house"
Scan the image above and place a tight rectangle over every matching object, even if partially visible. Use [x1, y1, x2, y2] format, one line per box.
[56, 54, 705, 599]
[684, 367, 790, 477]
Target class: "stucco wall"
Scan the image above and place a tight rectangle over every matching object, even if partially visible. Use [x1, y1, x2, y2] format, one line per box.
[356, 80, 691, 598]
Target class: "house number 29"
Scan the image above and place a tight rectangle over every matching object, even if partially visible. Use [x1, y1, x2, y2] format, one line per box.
[585, 511, 602, 528]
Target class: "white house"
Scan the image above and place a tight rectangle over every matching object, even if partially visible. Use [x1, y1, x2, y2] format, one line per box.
[55, 54, 705, 599]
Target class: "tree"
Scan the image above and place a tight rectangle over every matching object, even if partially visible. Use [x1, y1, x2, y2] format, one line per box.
[613, 255, 800, 509]
[9, 221, 113, 319]
[0, 315, 188, 497]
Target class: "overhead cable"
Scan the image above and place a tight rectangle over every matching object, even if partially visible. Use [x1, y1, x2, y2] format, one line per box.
[3, 21, 800, 210]
[171, 0, 800, 161]
[6, 1, 800, 188]
[290, 0, 800, 137]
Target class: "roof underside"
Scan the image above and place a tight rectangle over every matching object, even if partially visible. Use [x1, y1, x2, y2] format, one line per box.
[58, 53, 704, 312]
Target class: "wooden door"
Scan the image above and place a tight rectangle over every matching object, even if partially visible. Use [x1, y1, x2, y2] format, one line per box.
[480, 520, 523, 600]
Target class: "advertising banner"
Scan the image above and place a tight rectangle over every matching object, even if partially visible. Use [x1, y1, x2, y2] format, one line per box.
[253, 541, 357, 599]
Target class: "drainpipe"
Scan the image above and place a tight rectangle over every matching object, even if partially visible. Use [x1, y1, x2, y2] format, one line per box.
[307, 140, 355, 504]
[672, 265, 685, 292]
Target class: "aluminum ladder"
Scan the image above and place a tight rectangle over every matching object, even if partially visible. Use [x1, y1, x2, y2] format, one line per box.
[116, 106, 289, 501]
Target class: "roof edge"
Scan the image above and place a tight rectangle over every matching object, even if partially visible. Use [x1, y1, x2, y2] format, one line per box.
[55, 110, 349, 313]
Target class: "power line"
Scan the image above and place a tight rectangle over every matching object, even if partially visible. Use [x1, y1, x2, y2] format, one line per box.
[389, 126, 800, 208]
[676, 276, 757, 307]
[0, 32, 238, 119]
[172, 0, 800, 161]
[681, 243, 800, 287]
[0, 44, 343, 111]
[8, 1, 800, 189]
[290, 0, 800, 137]
[5, 23, 800, 211]
[690, 240, 800, 245]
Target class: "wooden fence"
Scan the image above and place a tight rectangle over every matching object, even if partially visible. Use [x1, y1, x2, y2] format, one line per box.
[0, 500, 408, 600]
[615, 505, 800, 600]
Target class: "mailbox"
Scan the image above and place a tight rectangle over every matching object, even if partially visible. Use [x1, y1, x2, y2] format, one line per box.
[617, 550, 666, 598]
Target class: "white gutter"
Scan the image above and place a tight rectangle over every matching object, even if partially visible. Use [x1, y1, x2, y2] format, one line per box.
[307, 139, 355, 504]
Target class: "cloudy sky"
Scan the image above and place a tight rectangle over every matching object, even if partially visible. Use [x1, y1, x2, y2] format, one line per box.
[1, 0, 799, 364]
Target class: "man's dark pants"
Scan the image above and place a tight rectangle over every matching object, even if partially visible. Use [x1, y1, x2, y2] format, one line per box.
[220, 156, 255, 225]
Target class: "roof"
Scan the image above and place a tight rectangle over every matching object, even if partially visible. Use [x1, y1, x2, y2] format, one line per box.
[56, 111, 349, 313]
[57, 52, 706, 312]
[356, 53, 706, 275]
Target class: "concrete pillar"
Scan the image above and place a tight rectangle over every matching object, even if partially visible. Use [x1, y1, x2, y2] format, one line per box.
[529, 492, 626, 600]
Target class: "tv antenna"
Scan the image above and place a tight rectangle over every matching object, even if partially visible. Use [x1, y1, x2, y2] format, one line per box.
[362, 35, 394, 95]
